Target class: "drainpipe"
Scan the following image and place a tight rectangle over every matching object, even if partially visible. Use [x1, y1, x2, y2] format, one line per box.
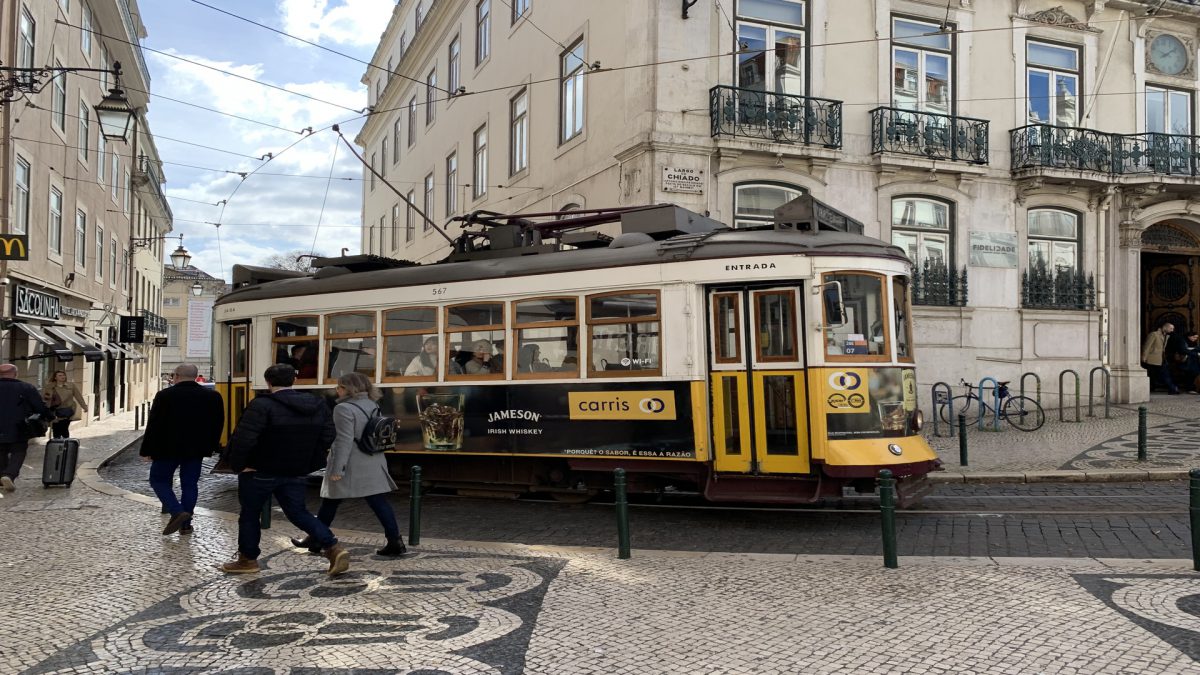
[1097, 187, 1115, 365]
[0, 0, 16, 361]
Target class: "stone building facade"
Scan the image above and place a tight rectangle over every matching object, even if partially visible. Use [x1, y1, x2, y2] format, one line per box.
[0, 0, 171, 423]
[160, 265, 226, 383]
[358, 0, 1200, 403]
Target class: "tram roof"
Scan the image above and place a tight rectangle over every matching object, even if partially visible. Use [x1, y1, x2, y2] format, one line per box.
[218, 225, 906, 307]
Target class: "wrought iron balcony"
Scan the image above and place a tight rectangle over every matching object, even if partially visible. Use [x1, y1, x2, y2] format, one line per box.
[1011, 124, 1115, 173]
[140, 309, 168, 334]
[1021, 261, 1095, 311]
[709, 85, 842, 148]
[1114, 133, 1200, 177]
[912, 259, 968, 307]
[870, 107, 989, 164]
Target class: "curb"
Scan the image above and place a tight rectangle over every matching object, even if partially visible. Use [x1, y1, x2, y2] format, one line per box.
[932, 469, 1190, 484]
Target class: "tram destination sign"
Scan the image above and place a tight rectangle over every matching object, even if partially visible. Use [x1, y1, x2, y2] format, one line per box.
[13, 285, 60, 321]
[661, 167, 704, 194]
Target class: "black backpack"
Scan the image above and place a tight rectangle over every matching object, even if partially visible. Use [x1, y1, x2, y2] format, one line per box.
[351, 402, 397, 455]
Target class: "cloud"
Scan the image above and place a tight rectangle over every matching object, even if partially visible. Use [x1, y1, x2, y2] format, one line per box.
[277, 0, 395, 48]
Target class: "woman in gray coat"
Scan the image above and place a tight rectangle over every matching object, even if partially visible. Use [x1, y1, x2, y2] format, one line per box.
[291, 372, 405, 556]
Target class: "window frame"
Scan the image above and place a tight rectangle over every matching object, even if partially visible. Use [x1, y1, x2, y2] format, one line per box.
[734, 0, 807, 96]
[74, 209, 86, 268]
[585, 289, 663, 378]
[1027, 207, 1082, 278]
[392, 118, 402, 163]
[80, 1, 93, 56]
[322, 310, 378, 384]
[448, 35, 461, 94]
[406, 190, 416, 241]
[95, 223, 104, 281]
[446, 152, 458, 215]
[423, 173, 435, 231]
[51, 61, 66, 131]
[889, 195, 954, 269]
[751, 288, 800, 364]
[231, 325, 249, 378]
[476, 0, 491, 66]
[14, 156, 30, 235]
[1025, 38, 1081, 127]
[370, 152, 377, 191]
[444, 300, 507, 381]
[49, 186, 63, 254]
[78, 99, 90, 164]
[511, 295, 579, 380]
[272, 315, 321, 385]
[891, 15, 955, 114]
[382, 305, 440, 383]
[473, 124, 488, 200]
[408, 96, 417, 146]
[512, 0, 530, 23]
[426, 68, 438, 125]
[18, 7, 35, 71]
[893, 275, 915, 363]
[820, 271, 892, 364]
[733, 181, 806, 229]
[560, 38, 586, 143]
[381, 138, 389, 177]
[510, 88, 529, 175]
[391, 204, 400, 249]
[1146, 83, 1193, 135]
[711, 292, 743, 366]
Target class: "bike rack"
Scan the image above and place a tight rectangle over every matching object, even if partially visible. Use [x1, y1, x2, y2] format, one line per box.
[931, 382, 954, 437]
[1087, 366, 1111, 419]
[1020, 372, 1042, 405]
[1058, 369, 1081, 423]
[977, 376, 1001, 432]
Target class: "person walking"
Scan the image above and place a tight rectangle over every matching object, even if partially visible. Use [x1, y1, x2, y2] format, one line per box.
[291, 372, 405, 557]
[41, 370, 88, 439]
[0, 363, 50, 492]
[1179, 331, 1200, 394]
[220, 363, 349, 576]
[1142, 322, 1179, 394]
[140, 364, 225, 536]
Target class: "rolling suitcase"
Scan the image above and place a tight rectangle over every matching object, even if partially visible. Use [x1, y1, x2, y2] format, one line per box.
[42, 438, 79, 488]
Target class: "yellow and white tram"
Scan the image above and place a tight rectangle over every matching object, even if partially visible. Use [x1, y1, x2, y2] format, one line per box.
[212, 197, 939, 504]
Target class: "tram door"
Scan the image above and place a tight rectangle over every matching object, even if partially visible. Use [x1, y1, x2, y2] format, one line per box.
[222, 322, 252, 446]
[708, 285, 810, 475]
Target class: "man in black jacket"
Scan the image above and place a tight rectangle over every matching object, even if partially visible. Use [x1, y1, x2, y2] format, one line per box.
[0, 363, 49, 492]
[141, 363, 225, 535]
[220, 363, 348, 576]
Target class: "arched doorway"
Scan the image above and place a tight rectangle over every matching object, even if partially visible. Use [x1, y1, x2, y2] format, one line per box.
[1141, 220, 1200, 336]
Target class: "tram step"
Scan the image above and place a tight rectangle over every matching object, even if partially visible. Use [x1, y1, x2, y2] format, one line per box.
[703, 474, 825, 504]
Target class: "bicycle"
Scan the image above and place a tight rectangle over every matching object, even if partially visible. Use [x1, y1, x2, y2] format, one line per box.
[936, 379, 1046, 432]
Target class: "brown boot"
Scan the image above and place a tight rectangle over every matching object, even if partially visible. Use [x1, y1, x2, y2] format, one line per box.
[324, 543, 350, 577]
[218, 553, 260, 574]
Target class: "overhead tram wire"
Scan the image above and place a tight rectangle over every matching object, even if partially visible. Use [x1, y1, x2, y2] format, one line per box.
[310, 137, 341, 257]
[492, 0, 567, 50]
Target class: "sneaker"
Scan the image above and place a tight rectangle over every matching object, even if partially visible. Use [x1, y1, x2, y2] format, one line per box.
[180, 523, 194, 535]
[162, 511, 192, 535]
[0, 476, 13, 492]
[324, 544, 350, 577]
[218, 553, 260, 574]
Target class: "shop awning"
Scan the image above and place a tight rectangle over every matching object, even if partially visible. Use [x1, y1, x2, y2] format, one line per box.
[11, 323, 74, 361]
[106, 341, 144, 361]
[70, 330, 116, 358]
[43, 327, 104, 362]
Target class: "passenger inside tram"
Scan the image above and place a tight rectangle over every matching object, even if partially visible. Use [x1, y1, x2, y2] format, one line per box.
[404, 336, 439, 376]
[464, 339, 500, 374]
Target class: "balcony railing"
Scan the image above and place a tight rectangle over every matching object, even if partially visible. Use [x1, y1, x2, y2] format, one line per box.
[870, 107, 989, 164]
[116, 0, 151, 87]
[1011, 124, 1200, 177]
[709, 85, 842, 148]
[136, 155, 174, 222]
[912, 259, 968, 307]
[140, 309, 168, 334]
[1021, 261, 1096, 311]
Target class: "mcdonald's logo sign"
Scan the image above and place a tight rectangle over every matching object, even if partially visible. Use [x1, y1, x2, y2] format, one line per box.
[0, 235, 28, 261]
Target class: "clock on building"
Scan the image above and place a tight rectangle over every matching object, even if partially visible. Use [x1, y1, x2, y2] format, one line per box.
[1149, 33, 1190, 77]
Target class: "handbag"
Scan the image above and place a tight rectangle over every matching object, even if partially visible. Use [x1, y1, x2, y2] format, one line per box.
[55, 407, 75, 419]
[23, 413, 49, 438]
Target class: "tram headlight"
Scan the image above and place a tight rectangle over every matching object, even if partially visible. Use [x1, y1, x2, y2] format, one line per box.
[911, 409, 924, 432]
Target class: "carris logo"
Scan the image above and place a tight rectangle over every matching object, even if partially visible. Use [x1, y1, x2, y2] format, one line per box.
[828, 371, 862, 391]
[639, 397, 666, 414]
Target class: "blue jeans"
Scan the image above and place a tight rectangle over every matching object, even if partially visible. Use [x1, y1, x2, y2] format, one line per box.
[237, 473, 336, 560]
[149, 458, 203, 518]
[1157, 362, 1179, 394]
[317, 493, 401, 542]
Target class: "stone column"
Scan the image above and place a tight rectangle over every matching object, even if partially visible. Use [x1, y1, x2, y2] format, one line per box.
[1109, 219, 1149, 402]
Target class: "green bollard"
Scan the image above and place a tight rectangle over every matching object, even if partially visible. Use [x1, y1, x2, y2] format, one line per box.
[958, 414, 968, 467]
[879, 469, 898, 569]
[1138, 406, 1148, 462]
[409, 465, 422, 546]
[614, 468, 631, 559]
[1190, 469, 1200, 572]
[260, 495, 271, 529]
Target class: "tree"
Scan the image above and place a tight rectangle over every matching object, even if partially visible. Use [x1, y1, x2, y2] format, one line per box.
[258, 250, 326, 273]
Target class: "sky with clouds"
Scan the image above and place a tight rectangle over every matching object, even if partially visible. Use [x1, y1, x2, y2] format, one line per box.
[138, 0, 394, 282]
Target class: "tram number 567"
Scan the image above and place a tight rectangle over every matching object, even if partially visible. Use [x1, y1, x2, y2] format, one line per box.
[432, 287, 447, 296]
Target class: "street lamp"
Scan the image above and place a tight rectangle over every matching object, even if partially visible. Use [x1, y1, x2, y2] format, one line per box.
[1, 61, 135, 141]
[190, 281, 203, 296]
[131, 233, 190, 268]
[170, 244, 192, 270]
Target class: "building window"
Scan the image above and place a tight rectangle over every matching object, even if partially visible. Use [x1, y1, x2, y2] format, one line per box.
[391, 204, 400, 249]
[122, 170, 130, 215]
[392, 119, 402, 163]
[78, 100, 90, 163]
[733, 182, 805, 228]
[381, 139, 388, 177]
[99, 133, 108, 185]
[406, 190, 416, 241]
[446, 152, 458, 215]
[111, 154, 119, 200]
[81, 1, 93, 55]
[378, 215, 385, 252]
[423, 173, 434, 230]
[511, 89, 528, 174]
[75, 210, 86, 268]
[59, 0, 69, 12]
[736, 0, 805, 96]
[52, 60, 66, 131]
[386, 58, 393, 83]
[1026, 40, 1079, 126]
[513, 0, 529, 23]
[473, 125, 488, 199]
[891, 197, 951, 269]
[892, 16, 952, 114]
[100, 44, 110, 90]
[14, 157, 30, 235]
[426, 68, 437, 125]
[449, 36, 461, 94]
[1147, 85, 1192, 135]
[49, 187, 63, 254]
[561, 39, 586, 142]
[96, 225, 104, 280]
[168, 323, 180, 347]
[416, 0, 426, 29]
[476, 0, 491, 65]
[18, 7, 35, 70]
[110, 238, 117, 286]
[1028, 208, 1079, 277]
[370, 153, 376, 190]
[400, 31, 408, 56]
[408, 96, 417, 146]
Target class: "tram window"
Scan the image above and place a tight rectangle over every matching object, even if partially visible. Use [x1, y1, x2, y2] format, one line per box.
[587, 291, 661, 376]
[446, 302, 505, 378]
[231, 326, 248, 378]
[324, 312, 377, 382]
[893, 276, 913, 361]
[713, 293, 741, 364]
[753, 290, 797, 362]
[273, 316, 320, 383]
[383, 307, 438, 381]
[514, 297, 579, 377]
[822, 274, 888, 360]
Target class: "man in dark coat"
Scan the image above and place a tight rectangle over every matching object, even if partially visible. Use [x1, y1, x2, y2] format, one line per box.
[0, 363, 50, 492]
[219, 363, 348, 577]
[141, 363, 225, 535]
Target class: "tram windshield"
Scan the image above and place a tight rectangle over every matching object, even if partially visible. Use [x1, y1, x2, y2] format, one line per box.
[823, 273, 887, 358]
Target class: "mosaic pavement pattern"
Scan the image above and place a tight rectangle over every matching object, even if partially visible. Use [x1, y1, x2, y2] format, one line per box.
[1069, 419, 1200, 471]
[1074, 574, 1200, 662]
[23, 545, 565, 675]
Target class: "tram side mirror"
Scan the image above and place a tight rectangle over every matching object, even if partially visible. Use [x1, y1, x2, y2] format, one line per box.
[817, 282, 847, 326]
